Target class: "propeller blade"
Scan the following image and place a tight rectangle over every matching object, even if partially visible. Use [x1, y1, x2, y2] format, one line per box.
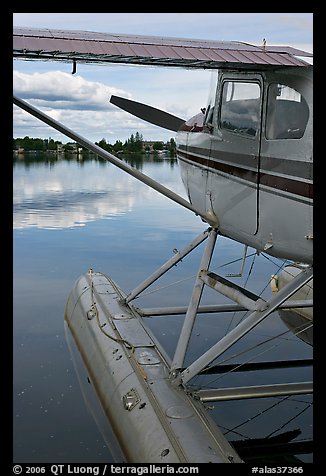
[110, 95, 185, 132]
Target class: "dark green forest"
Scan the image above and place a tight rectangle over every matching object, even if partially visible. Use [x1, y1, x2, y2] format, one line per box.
[13, 132, 176, 155]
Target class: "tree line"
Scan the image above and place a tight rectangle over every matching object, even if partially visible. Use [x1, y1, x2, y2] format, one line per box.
[13, 132, 176, 154]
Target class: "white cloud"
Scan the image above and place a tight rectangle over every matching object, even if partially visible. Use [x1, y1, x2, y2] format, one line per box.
[13, 70, 129, 110]
[13, 68, 212, 143]
[13, 69, 167, 142]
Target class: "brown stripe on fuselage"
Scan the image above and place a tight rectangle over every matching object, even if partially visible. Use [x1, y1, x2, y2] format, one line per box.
[178, 123, 205, 133]
[177, 150, 313, 200]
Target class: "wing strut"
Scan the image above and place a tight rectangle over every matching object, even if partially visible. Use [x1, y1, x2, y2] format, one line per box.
[13, 95, 217, 226]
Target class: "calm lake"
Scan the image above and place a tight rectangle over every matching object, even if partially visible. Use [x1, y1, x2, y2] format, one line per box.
[13, 152, 313, 463]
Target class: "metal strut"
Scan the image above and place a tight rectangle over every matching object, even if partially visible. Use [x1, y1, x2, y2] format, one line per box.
[125, 228, 211, 303]
[172, 264, 313, 386]
[171, 228, 218, 373]
[195, 381, 313, 402]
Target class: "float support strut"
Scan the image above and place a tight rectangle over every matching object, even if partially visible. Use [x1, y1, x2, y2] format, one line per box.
[171, 228, 218, 373]
[125, 228, 211, 303]
[176, 265, 313, 386]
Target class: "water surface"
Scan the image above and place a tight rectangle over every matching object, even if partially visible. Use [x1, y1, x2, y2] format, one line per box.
[13, 152, 312, 463]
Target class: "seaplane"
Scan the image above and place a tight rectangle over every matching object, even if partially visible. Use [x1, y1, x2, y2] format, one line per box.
[13, 27, 313, 463]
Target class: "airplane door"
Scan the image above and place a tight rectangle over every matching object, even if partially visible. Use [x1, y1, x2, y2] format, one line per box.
[208, 74, 263, 237]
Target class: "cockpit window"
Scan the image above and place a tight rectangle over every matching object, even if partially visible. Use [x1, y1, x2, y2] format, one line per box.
[265, 84, 309, 140]
[220, 81, 261, 137]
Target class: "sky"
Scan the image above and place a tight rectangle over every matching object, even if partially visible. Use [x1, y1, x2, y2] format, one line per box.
[13, 13, 313, 144]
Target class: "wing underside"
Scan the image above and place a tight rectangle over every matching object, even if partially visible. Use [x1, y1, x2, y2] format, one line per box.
[13, 27, 312, 69]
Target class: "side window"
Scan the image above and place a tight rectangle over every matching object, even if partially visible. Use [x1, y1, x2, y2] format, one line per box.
[220, 81, 261, 137]
[265, 84, 309, 140]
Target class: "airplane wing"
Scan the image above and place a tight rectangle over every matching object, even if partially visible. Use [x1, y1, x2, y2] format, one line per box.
[13, 27, 312, 69]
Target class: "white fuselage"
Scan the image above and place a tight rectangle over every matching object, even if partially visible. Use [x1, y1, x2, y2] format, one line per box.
[176, 66, 313, 265]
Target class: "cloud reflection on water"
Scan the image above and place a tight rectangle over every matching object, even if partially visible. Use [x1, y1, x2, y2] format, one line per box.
[13, 155, 188, 230]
